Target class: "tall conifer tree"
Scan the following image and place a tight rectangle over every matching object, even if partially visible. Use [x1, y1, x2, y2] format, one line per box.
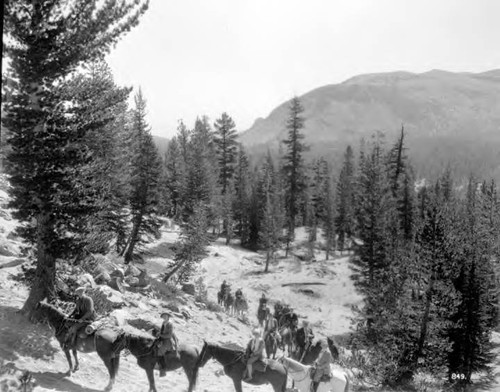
[3, 0, 148, 314]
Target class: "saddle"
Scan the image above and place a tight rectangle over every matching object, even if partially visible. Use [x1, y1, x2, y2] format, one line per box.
[252, 359, 268, 372]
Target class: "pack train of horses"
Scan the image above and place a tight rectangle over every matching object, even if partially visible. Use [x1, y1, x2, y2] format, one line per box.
[36, 283, 350, 392]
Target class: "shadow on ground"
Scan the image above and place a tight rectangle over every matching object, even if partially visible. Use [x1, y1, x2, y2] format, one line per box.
[31, 370, 103, 392]
[0, 304, 58, 361]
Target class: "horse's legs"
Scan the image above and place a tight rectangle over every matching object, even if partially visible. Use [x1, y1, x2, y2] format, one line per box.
[231, 378, 243, 392]
[63, 349, 73, 375]
[101, 355, 115, 391]
[181, 361, 195, 392]
[145, 367, 157, 392]
[72, 348, 79, 372]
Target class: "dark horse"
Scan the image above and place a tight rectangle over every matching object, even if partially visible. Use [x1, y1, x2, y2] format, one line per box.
[119, 332, 199, 392]
[194, 341, 288, 392]
[264, 332, 279, 359]
[294, 337, 340, 365]
[257, 304, 267, 327]
[279, 327, 295, 356]
[36, 301, 123, 391]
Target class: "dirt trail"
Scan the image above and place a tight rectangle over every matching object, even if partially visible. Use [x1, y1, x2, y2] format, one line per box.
[0, 225, 362, 392]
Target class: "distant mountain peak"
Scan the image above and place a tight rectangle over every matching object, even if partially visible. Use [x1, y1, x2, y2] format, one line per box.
[239, 69, 500, 182]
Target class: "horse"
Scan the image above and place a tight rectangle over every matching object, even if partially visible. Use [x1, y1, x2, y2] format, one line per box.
[296, 338, 341, 365]
[35, 301, 123, 391]
[194, 341, 288, 392]
[224, 291, 235, 315]
[279, 356, 350, 392]
[234, 296, 248, 317]
[257, 304, 267, 327]
[264, 331, 279, 359]
[279, 327, 295, 356]
[119, 332, 199, 392]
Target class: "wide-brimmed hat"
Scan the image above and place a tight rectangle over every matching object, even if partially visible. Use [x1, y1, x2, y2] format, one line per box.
[75, 287, 86, 295]
[252, 327, 261, 336]
[160, 311, 171, 318]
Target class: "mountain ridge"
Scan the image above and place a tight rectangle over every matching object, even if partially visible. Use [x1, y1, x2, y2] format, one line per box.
[239, 69, 500, 181]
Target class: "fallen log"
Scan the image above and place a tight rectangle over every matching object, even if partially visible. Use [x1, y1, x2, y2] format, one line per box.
[281, 282, 327, 287]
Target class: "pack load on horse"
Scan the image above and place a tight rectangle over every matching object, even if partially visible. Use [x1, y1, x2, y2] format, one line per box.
[156, 311, 180, 377]
[194, 341, 288, 392]
[234, 288, 248, 316]
[295, 320, 315, 361]
[63, 287, 96, 349]
[257, 293, 268, 326]
[118, 331, 200, 392]
[36, 300, 123, 391]
[244, 328, 266, 381]
[263, 308, 280, 359]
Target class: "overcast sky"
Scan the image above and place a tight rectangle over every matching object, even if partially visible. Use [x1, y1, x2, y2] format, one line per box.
[106, 0, 500, 139]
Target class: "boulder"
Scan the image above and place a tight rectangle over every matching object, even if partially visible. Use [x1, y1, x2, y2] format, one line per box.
[0, 238, 18, 257]
[87, 286, 125, 314]
[107, 276, 124, 293]
[125, 276, 140, 287]
[164, 303, 180, 313]
[125, 264, 141, 277]
[110, 268, 125, 280]
[77, 273, 96, 289]
[181, 283, 196, 295]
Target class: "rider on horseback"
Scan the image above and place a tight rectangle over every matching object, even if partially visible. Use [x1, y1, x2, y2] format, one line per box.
[311, 339, 334, 392]
[263, 308, 281, 343]
[259, 293, 267, 306]
[63, 287, 96, 349]
[157, 311, 180, 377]
[299, 320, 315, 361]
[244, 327, 265, 381]
[235, 288, 243, 299]
[221, 280, 230, 295]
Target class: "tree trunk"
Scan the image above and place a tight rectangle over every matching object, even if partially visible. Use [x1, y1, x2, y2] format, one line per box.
[162, 258, 189, 283]
[22, 211, 56, 318]
[265, 249, 272, 272]
[123, 213, 143, 263]
[415, 273, 435, 365]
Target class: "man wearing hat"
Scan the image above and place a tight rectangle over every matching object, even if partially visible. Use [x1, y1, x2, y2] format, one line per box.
[311, 339, 334, 392]
[299, 320, 315, 361]
[157, 311, 179, 377]
[244, 327, 266, 381]
[64, 287, 96, 349]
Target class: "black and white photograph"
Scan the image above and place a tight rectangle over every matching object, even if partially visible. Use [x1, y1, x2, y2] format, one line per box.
[1, 1, 499, 391]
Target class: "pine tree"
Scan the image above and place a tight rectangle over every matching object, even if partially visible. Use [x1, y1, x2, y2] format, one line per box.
[164, 136, 186, 219]
[234, 145, 252, 246]
[447, 177, 499, 384]
[69, 61, 132, 254]
[214, 113, 238, 194]
[3, 0, 148, 315]
[282, 96, 308, 255]
[258, 153, 286, 271]
[182, 117, 220, 224]
[335, 146, 355, 252]
[352, 134, 394, 329]
[163, 202, 209, 283]
[122, 90, 162, 263]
